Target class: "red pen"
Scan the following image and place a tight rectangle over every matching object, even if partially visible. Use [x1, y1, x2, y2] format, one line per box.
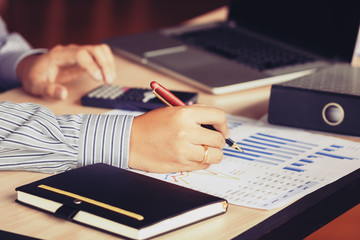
[150, 81, 186, 107]
[150, 81, 243, 152]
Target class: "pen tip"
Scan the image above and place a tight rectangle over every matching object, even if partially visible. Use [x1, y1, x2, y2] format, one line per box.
[234, 145, 244, 152]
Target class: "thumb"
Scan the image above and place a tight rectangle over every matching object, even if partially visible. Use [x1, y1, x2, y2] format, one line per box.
[43, 64, 68, 99]
[45, 83, 68, 100]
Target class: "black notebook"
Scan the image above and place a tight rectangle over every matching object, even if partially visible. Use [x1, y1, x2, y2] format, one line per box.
[15, 163, 228, 240]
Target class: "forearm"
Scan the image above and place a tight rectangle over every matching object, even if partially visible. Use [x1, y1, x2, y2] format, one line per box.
[0, 101, 133, 173]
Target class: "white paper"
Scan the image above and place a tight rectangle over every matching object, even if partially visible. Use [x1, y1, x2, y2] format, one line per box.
[109, 110, 360, 210]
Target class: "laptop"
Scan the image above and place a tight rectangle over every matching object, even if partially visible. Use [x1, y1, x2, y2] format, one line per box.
[104, 0, 360, 94]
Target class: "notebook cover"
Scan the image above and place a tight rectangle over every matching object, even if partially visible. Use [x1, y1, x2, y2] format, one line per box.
[15, 163, 227, 238]
[0, 230, 40, 240]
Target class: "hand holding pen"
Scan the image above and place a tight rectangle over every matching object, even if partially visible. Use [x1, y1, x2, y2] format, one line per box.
[150, 81, 243, 156]
[129, 98, 231, 172]
[128, 80, 242, 173]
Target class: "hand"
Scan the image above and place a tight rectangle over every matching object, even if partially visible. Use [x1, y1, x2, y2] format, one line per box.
[128, 105, 230, 173]
[16, 44, 116, 100]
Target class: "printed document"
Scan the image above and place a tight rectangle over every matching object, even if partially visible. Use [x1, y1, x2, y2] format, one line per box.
[109, 110, 360, 210]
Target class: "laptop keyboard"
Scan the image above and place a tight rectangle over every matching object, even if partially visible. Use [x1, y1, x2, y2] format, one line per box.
[173, 26, 315, 71]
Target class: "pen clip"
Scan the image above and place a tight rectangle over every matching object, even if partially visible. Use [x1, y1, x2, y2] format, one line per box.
[152, 89, 173, 107]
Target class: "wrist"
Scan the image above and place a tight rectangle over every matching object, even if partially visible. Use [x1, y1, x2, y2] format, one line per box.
[16, 49, 47, 83]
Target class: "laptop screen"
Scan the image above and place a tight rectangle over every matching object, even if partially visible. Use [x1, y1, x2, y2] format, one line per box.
[228, 0, 360, 62]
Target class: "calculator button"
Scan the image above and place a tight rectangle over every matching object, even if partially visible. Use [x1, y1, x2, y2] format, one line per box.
[88, 85, 109, 98]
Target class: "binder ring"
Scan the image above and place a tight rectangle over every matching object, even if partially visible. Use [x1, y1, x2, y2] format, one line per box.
[322, 102, 344, 126]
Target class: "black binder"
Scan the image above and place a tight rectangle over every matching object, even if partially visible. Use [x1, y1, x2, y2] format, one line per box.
[268, 64, 360, 136]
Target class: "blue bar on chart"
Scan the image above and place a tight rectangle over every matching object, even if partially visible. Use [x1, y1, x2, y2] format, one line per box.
[223, 151, 279, 166]
[223, 131, 320, 169]
[299, 159, 314, 163]
[291, 162, 305, 167]
[226, 147, 289, 161]
[330, 144, 344, 149]
[283, 166, 305, 172]
[315, 151, 356, 160]
[248, 137, 306, 153]
[241, 132, 319, 155]
[256, 133, 318, 147]
[223, 148, 284, 164]
[243, 139, 303, 154]
[251, 135, 312, 150]
[323, 148, 335, 152]
[237, 142, 297, 157]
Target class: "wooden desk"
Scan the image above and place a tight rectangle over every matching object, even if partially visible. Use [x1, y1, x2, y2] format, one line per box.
[0, 6, 359, 240]
[0, 51, 276, 240]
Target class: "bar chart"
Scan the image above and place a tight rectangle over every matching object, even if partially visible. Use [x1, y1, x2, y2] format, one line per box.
[120, 111, 360, 209]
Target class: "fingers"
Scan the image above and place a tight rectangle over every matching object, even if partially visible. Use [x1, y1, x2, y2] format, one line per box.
[134, 146, 220, 173]
[75, 44, 115, 83]
[35, 64, 68, 100]
[146, 145, 222, 173]
[44, 83, 68, 100]
[128, 105, 229, 173]
[189, 127, 226, 149]
[92, 44, 116, 83]
[50, 44, 116, 84]
[194, 144, 224, 165]
[177, 142, 224, 166]
[188, 105, 230, 139]
[173, 106, 228, 148]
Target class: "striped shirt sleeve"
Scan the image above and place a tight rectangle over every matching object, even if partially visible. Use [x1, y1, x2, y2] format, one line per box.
[0, 101, 134, 173]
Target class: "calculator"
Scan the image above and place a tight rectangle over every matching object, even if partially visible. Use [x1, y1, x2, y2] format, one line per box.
[81, 84, 198, 111]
